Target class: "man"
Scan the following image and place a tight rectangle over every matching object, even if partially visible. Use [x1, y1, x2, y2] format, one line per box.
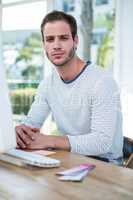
[16, 10, 123, 164]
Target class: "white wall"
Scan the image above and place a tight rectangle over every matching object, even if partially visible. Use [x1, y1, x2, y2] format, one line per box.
[114, 0, 133, 138]
[0, 1, 2, 66]
[0, 1, 3, 148]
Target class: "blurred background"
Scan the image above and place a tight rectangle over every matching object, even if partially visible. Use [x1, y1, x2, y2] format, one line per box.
[0, 0, 132, 138]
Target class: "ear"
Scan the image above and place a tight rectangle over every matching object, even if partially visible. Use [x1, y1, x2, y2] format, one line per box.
[73, 35, 78, 49]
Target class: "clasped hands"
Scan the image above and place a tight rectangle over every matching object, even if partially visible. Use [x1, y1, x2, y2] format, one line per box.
[15, 124, 54, 150]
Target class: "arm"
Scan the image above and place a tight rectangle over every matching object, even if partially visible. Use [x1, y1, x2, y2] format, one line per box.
[18, 77, 121, 155]
[16, 81, 51, 148]
[22, 81, 51, 128]
[67, 76, 121, 156]
[21, 133, 71, 151]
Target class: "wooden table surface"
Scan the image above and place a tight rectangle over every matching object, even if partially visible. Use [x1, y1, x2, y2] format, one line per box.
[0, 151, 133, 200]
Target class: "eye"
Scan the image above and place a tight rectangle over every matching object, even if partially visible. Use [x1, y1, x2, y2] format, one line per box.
[60, 35, 69, 40]
[46, 37, 54, 42]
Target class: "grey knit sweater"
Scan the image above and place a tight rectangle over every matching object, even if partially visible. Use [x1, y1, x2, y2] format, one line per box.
[23, 62, 123, 161]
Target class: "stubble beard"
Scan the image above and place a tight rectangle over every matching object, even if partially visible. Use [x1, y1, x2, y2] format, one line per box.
[46, 46, 76, 67]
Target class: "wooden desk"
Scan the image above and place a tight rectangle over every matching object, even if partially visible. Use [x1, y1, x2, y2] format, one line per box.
[0, 151, 133, 200]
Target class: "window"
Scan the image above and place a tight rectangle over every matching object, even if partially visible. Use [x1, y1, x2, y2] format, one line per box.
[63, 0, 75, 12]
[2, 1, 46, 30]
[1, 0, 46, 123]
[92, 2, 115, 68]
[2, 0, 23, 4]
[95, 0, 109, 6]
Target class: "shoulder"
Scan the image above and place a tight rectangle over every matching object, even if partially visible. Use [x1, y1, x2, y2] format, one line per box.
[88, 63, 111, 78]
[36, 68, 59, 95]
[88, 64, 119, 95]
[90, 63, 117, 82]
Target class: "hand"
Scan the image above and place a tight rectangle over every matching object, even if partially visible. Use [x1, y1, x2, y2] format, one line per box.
[25, 133, 54, 150]
[15, 124, 40, 149]
[16, 124, 71, 151]
[26, 134, 71, 151]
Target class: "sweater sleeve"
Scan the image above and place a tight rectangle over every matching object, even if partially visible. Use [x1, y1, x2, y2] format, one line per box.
[22, 81, 51, 128]
[67, 76, 121, 156]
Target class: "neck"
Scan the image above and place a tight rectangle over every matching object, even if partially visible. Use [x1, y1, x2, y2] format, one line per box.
[56, 56, 86, 81]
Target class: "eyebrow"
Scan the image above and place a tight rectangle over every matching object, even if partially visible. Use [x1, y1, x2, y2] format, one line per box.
[45, 34, 70, 38]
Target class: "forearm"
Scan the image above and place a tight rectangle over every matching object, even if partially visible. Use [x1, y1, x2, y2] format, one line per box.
[66, 76, 121, 156]
[23, 103, 50, 128]
[67, 132, 113, 156]
[23, 81, 51, 128]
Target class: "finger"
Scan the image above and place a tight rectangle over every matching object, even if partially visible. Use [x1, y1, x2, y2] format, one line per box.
[26, 143, 39, 150]
[16, 126, 32, 144]
[16, 125, 29, 147]
[31, 127, 40, 133]
[16, 144, 20, 149]
[18, 131, 33, 146]
[21, 126, 36, 140]
[16, 135, 26, 149]
[25, 139, 37, 150]
[17, 125, 35, 141]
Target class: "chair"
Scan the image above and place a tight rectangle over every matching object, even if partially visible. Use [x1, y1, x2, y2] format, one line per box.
[123, 137, 133, 169]
[125, 153, 133, 169]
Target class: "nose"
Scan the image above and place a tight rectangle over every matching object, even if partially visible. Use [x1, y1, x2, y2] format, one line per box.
[53, 38, 61, 50]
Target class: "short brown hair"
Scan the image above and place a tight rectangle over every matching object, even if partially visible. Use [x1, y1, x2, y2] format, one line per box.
[41, 10, 77, 41]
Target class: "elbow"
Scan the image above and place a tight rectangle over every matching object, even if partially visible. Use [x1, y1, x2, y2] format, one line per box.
[98, 142, 111, 155]
[86, 136, 113, 156]
[95, 136, 113, 155]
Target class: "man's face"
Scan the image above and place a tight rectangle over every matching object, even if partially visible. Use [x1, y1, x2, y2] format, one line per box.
[43, 20, 78, 66]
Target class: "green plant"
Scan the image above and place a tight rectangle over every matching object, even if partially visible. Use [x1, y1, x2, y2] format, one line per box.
[97, 32, 114, 68]
[96, 12, 115, 68]
[10, 88, 36, 115]
[15, 32, 43, 80]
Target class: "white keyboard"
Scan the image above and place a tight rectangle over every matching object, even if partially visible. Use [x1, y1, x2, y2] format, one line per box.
[5, 149, 61, 168]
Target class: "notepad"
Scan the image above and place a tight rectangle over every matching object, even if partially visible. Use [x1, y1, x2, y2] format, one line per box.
[33, 150, 56, 156]
[56, 163, 96, 182]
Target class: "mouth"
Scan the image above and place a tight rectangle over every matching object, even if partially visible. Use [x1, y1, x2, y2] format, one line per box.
[52, 52, 64, 56]
[51, 53, 64, 60]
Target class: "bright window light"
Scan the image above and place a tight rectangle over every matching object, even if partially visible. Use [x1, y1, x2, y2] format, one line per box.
[2, 0, 23, 3]
[2, 1, 47, 30]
